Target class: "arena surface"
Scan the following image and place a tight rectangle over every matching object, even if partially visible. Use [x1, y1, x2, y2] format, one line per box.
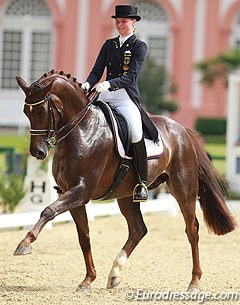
[0, 210, 240, 305]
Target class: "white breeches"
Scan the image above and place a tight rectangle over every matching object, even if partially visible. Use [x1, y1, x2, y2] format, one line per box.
[99, 88, 143, 143]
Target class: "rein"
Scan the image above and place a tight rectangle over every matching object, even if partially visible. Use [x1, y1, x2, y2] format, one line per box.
[25, 85, 99, 147]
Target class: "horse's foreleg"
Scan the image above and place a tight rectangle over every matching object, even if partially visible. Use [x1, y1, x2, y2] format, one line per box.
[107, 197, 147, 289]
[70, 206, 96, 292]
[13, 187, 89, 256]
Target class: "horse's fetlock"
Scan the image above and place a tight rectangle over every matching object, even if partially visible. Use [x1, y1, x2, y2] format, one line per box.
[86, 270, 96, 282]
[26, 231, 36, 242]
[192, 268, 202, 280]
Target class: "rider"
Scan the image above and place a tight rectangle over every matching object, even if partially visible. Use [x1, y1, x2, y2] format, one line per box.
[82, 5, 157, 202]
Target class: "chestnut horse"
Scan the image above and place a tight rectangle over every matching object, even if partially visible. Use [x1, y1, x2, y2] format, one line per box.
[15, 71, 236, 292]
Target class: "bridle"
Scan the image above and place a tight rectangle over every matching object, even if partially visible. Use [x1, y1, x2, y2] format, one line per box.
[25, 82, 99, 147]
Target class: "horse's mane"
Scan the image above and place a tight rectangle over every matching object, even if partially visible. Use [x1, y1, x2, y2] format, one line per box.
[37, 69, 83, 92]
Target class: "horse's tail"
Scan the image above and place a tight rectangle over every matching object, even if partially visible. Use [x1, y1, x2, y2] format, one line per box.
[186, 128, 237, 235]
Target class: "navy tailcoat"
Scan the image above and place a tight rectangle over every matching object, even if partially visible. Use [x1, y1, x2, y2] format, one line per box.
[86, 34, 158, 141]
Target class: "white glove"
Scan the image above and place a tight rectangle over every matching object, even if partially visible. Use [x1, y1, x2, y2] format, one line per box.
[81, 82, 90, 91]
[95, 81, 110, 93]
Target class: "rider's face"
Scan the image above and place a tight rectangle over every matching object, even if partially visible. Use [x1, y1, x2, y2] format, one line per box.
[115, 18, 136, 37]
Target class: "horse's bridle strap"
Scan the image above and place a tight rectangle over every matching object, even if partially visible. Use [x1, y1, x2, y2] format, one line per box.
[25, 99, 45, 107]
[30, 129, 52, 136]
[26, 87, 99, 146]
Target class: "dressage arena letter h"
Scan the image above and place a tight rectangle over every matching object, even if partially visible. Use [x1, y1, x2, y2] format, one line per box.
[30, 181, 46, 205]
[31, 181, 46, 193]
[17, 156, 59, 213]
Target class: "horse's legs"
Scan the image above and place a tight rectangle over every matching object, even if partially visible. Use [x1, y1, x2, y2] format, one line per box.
[168, 179, 202, 291]
[178, 202, 202, 291]
[70, 205, 96, 291]
[107, 197, 147, 288]
[14, 187, 89, 255]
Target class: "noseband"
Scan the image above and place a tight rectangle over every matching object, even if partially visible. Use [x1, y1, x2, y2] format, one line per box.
[25, 82, 98, 147]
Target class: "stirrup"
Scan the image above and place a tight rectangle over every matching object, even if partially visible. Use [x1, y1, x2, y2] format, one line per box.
[133, 183, 148, 202]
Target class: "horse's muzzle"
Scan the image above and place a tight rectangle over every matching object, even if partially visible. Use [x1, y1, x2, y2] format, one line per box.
[30, 143, 48, 160]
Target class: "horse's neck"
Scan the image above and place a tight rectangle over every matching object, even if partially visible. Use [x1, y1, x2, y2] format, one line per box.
[54, 78, 87, 115]
[80, 106, 113, 153]
[59, 105, 112, 148]
[89, 106, 112, 136]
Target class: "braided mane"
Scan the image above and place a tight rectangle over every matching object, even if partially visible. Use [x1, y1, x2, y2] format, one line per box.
[37, 69, 83, 91]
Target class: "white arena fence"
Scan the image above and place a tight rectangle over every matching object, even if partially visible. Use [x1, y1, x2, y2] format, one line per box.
[0, 193, 179, 230]
[0, 194, 239, 231]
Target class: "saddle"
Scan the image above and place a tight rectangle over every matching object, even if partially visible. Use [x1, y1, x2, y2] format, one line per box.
[94, 100, 163, 159]
[93, 100, 132, 157]
[92, 100, 164, 201]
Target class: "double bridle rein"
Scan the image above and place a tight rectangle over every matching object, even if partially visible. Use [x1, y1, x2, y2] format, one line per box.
[25, 82, 98, 147]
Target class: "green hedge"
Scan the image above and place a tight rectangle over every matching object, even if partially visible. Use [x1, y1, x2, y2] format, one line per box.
[195, 117, 226, 135]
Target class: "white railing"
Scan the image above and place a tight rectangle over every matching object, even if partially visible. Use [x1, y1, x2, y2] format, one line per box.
[0, 194, 179, 230]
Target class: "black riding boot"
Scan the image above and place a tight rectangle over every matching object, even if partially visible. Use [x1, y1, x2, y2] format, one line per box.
[132, 138, 148, 202]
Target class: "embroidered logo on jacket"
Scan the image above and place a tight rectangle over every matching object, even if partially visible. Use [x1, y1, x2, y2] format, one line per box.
[123, 50, 131, 73]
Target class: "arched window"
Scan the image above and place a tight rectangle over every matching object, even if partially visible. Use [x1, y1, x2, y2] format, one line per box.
[131, 0, 170, 68]
[230, 11, 240, 49]
[0, 0, 53, 90]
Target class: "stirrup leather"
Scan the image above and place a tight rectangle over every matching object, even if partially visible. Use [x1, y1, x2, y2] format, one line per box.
[133, 183, 148, 202]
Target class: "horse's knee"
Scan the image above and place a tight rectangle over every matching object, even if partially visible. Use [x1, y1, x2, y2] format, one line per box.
[40, 206, 55, 221]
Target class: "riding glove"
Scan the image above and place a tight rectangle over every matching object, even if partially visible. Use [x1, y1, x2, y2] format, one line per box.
[96, 81, 110, 93]
[81, 82, 90, 91]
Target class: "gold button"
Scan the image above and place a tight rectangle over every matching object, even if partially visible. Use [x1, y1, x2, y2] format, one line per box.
[118, 73, 121, 76]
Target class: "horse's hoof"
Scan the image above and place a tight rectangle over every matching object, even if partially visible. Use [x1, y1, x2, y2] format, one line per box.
[13, 244, 32, 255]
[107, 276, 122, 289]
[75, 284, 91, 293]
[187, 284, 201, 293]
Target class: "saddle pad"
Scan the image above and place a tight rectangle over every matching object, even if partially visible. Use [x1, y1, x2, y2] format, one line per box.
[101, 101, 164, 160]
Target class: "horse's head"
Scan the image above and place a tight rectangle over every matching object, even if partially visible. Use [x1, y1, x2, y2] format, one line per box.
[16, 76, 55, 159]
[16, 72, 92, 160]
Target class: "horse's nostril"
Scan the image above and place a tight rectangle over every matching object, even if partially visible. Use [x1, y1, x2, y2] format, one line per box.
[31, 149, 47, 160]
[36, 150, 46, 159]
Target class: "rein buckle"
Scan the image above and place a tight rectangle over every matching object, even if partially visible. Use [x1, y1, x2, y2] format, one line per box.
[47, 136, 57, 147]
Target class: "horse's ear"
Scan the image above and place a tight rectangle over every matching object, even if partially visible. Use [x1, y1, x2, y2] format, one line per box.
[16, 76, 29, 94]
[40, 80, 54, 97]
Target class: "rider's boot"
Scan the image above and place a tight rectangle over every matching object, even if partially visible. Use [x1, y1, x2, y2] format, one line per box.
[132, 138, 148, 202]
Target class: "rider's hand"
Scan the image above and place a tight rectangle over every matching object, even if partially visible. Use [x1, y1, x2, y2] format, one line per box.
[81, 82, 90, 92]
[95, 81, 110, 93]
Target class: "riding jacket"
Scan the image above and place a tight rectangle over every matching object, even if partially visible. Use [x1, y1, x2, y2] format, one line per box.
[86, 34, 158, 141]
